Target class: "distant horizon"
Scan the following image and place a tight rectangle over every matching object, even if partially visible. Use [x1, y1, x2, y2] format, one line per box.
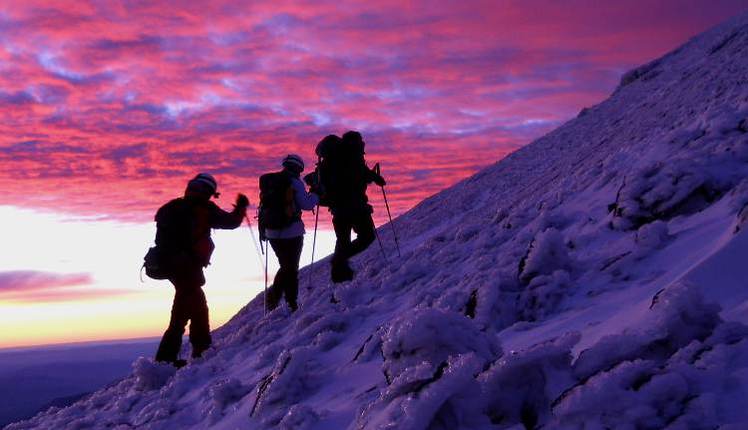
[0, 334, 161, 353]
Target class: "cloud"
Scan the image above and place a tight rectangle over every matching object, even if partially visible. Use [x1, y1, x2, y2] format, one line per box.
[0, 90, 35, 105]
[0, 1, 745, 222]
[0, 270, 92, 291]
[0, 270, 131, 302]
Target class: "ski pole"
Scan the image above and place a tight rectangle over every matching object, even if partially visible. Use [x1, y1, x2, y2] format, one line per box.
[245, 211, 268, 316]
[264, 239, 269, 316]
[308, 159, 322, 289]
[374, 227, 388, 263]
[375, 164, 401, 258]
[308, 206, 319, 289]
[244, 213, 265, 269]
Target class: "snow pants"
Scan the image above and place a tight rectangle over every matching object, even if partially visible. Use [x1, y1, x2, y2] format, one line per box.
[268, 236, 303, 311]
[332, 209, 376, 263]
[155, 265, 211, 363]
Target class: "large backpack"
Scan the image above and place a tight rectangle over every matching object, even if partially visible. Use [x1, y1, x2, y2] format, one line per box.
[258, 171, 299, 231]
[143, 198, 213, 280]
[316, 136, 367, 207]
[143, 198, 193, 280]
[315, 136, 340, 207]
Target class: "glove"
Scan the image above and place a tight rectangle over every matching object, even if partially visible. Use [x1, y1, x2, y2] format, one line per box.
[304, 171, 320, 187]
[303, 172, 314, 186]
[235, 193, 249, 210]
[373, 172, 386, 187]
[372, 163, 386, 186]
[310, 182, 326, 196]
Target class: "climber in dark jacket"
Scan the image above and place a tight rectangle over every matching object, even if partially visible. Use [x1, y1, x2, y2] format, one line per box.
[154, 173, 248, 367]
[323, 131, 386, 283]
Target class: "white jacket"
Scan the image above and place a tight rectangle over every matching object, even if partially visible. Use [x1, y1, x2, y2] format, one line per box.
[265, 176, 319, 239]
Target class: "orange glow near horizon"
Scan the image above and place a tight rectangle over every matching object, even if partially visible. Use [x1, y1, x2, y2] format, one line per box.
[0, 206, 336, 349]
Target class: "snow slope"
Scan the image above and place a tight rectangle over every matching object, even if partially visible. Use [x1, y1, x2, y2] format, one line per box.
[8, 10, 748, 430]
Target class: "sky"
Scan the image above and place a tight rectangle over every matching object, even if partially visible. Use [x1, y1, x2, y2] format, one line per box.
[1, 0, 746, 348]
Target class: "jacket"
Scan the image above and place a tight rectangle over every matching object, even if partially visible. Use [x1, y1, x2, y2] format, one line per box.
[265, 176, 319, 239]
[155, 194, 245, 267]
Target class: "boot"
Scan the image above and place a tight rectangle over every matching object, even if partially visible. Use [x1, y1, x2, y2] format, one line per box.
[266, 286, 281, 311]
[157, 357, 188, 368]
[331, 259, 354, 283]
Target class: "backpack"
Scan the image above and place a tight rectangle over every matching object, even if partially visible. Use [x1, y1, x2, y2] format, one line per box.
[143, 198, 209, 280]
[315, 139, 338, 207]
[143, 246, 170, 280]
[315, 136, 367, 207]
[258, 171, 299, 231]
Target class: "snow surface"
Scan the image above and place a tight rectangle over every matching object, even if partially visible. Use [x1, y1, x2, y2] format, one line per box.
[8, 10, 748, 430]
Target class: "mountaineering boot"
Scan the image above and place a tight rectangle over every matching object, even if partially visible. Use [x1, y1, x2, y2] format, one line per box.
[331, 259, 354, 283]
[157, 357, 188, 368]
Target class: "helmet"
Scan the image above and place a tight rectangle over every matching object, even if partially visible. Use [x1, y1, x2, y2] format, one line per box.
[282, 154, 304, 173]
[187, 173, 219, 197]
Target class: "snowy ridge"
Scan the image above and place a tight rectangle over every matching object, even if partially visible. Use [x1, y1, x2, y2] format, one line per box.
[9, 10, 748, 430]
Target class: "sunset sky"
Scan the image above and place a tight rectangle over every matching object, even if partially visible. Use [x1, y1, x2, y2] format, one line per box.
[1, 0, 746, 348]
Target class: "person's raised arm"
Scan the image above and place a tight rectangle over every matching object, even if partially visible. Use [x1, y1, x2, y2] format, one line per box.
[210, 193, 248, 229]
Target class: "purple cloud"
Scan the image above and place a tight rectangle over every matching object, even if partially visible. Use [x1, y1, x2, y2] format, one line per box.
[0, 270, 133, 302]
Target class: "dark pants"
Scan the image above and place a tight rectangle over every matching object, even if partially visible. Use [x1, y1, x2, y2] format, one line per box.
[268, 236, 304, 311]
[155, 266, 211, 363]
[332, 209, 376, 264]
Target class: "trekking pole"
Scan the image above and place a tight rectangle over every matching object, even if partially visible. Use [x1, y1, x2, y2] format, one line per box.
[244, 213, 265, 268]
[308, 206, 319, 289]
[308, 160, 322, 289]
[244, 199, 268, 315]
[245, 211, 268, 316]
[376, 164, 401, 258]
[374, 228, 388, 263]
[264, 239, 269, 316]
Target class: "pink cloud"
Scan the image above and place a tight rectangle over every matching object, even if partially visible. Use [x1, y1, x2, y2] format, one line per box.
[0, 270, 136, 302]
[0, 1, 745, 223]
[0, 270, 92, 291]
